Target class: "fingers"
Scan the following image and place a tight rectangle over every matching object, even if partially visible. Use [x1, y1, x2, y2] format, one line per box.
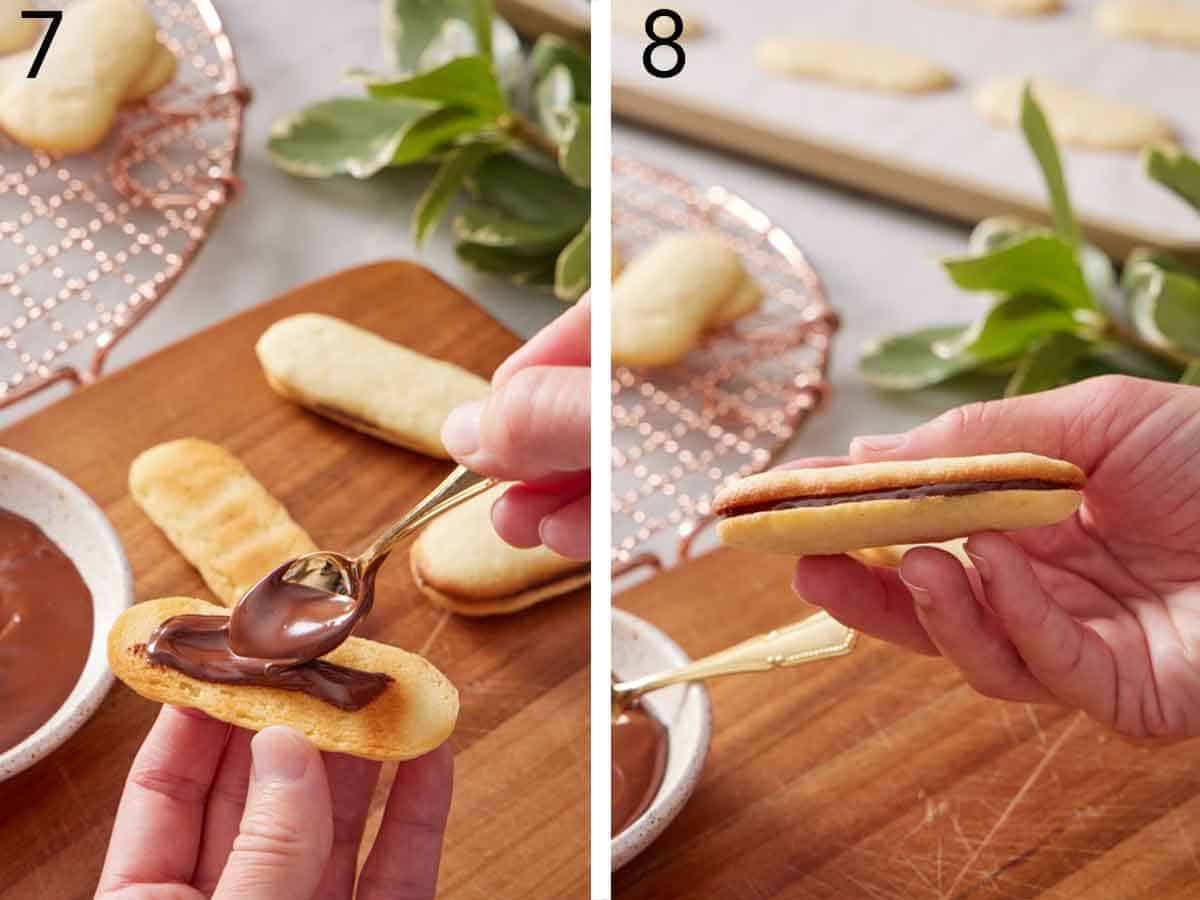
[491, 295, 589, 389]
[442, 366, 590, 482]
[793, 554, 937, 655]
[312, 753, 383, 900]
[899, 547, 1054, 704]
[97, 706, 230, 892]
[212, 727, 333, 900]
[848, 377, 1117, 471]
[193, 729, 254, 893]
[491, 477, 590, 559]
[965, 532, 1120, 723]
[358, 744, 453, 900]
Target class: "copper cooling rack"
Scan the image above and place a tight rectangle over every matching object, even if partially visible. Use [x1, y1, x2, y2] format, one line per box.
[612, 157, 839, 571]
[0, 0, 247, 409]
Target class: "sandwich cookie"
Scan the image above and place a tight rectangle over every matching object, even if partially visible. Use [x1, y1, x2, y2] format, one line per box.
[714, 453, 1084, 556]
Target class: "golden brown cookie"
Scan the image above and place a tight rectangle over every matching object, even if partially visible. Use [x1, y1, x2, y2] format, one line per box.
[714, 453, 1084, 556]
[410, 485, 589, 616]
[129, 439, 317, 606]
[256, 313, 491, 459]
[109, 597, 458, 761]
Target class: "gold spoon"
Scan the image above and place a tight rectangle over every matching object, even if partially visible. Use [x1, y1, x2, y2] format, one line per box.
[612, 610, 857, 718]
[229, 465, 496, 662]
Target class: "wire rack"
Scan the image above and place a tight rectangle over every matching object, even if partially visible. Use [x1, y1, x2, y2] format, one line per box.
[0, 0, 247, 409]
[611, 157, 839, 571]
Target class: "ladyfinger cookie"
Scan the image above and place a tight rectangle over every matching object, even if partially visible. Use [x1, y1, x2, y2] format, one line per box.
[129, 438, 317, 606]
[109, 597, 458, 761]
[255, 314, 491, 459]
[611, 232, 762, 368]
[411, 485, 589, 616]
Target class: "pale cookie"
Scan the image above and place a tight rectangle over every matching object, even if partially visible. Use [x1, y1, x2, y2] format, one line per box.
[920, 0, 1061, 16]
[612, 232, 762, 368]
[410, 485, 589, 616]
[0, 0, 158, 154]
[1097, 0, 1200, 49]
[0, 0, 39, 54]
[109, 597, 458, 761]
[714, 453, 1084, 556]
[256, 314, 491, 459]
[975, 77, 1174, 152]
[756, 37, 954, 94]
[124, 41, 177, 103]
[614, 0, 703, 39]
[129, 439, 317, 606]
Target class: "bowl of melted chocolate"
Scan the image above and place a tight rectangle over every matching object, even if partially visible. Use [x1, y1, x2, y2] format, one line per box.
[0, 449, 133, 781]
[612, 609, 712, 871]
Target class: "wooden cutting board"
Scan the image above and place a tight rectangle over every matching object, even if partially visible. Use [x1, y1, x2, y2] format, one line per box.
[614, 547, 1200, 899]
[0, 261, 588, 900]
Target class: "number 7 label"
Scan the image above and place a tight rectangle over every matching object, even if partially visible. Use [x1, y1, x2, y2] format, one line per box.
[21, 10, 62, 79]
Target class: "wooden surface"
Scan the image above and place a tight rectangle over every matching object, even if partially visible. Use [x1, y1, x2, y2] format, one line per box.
[614, 547, 1200, 900]
[0, 261, 588, 899]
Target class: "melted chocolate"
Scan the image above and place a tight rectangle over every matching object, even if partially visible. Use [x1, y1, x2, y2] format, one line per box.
[720, 478, 1071, 517]
[612, 698, 669, 837]
[146, 614, 390, 712]
[0, 508, 93, 753]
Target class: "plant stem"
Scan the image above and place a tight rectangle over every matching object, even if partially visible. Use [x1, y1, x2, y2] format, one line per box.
[1105, 318, 1196, 369]
[499, 112, 559, 160]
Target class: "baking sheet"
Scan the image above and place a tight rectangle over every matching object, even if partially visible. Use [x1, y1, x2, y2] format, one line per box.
[613, 0, 1200, 246]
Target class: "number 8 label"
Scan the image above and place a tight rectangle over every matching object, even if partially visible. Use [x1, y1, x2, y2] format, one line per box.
[642, 9, 685, 79]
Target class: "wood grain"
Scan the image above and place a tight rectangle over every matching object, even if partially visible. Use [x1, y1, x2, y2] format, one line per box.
[614, 547, 1200, 899]
[0, 261, 588, 899]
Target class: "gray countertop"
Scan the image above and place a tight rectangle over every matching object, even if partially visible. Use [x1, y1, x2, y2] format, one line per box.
[1, 0, 568, 428]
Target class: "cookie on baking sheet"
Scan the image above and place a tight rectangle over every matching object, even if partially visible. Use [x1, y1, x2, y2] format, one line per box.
[109, 597, 458, 761]
[612, 232, 762, 368]
[1097, 0, 1200, 49]
[714, 453, 1085, 556]
[256, 313, 491, 459]
[756, 37, 954, 94]
[0, 0, 159, 154]
[411, 485, 589, 616]
[129, 438, 317, 606]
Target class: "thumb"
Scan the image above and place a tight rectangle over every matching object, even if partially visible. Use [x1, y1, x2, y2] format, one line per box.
[441, 365, 590, 483]
[848, 377, 1117, 471]
[212, 726, 332, 900]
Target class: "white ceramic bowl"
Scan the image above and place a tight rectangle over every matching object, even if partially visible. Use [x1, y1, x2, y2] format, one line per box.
[612, 608, 712, 871]
[0, 448, 134, 781]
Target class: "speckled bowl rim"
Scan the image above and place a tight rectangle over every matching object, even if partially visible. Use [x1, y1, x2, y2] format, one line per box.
[0, 448, 134, 781]
[612, 608, 713, 871]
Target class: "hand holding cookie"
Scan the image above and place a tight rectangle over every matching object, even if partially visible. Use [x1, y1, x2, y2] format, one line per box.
[442, 297, 591, 561]
[789, 376, 1200, 739]
[96, 706, 451, 900]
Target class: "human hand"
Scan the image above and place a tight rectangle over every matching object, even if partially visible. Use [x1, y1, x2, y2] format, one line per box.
[96, 706, 452, 899]
[791, 375, 1200, 739]
[441, 296, 590, 560]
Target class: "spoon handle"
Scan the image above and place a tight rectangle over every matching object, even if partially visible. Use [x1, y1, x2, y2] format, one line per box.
[616, 611, 856, 700]
[357, 466, 498, 567]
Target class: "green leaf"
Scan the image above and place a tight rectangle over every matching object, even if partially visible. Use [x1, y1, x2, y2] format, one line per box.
[1127, 261, 1200, 358]
[1144, 144, 1200, 214]
[453, 205, 578, 255]
[943, 233, 1093, 310]
[967, 217, 1035, 256]
[530, 34, 590, 101]
[390, 107, 497, 166]
[468, 154, 589, 227]
[1182, 361, 1200, 385]
[455, 243, 557, 285]
[267, 97, 438, 179]
[381, 0, 493, 71]
[412, 141, 496, 247]
[935, 294, 1080, 361]
[362, 56, 506, 115]
[534, 64, 575, 141]
[1005, 332, 1091, 397]
[859, 326, 984, 390]
[1020, 84, 1080, 246]
[1086, 340, 1185, 382]
[558, 102, 590, 187]
[555, 220, 590, 301]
